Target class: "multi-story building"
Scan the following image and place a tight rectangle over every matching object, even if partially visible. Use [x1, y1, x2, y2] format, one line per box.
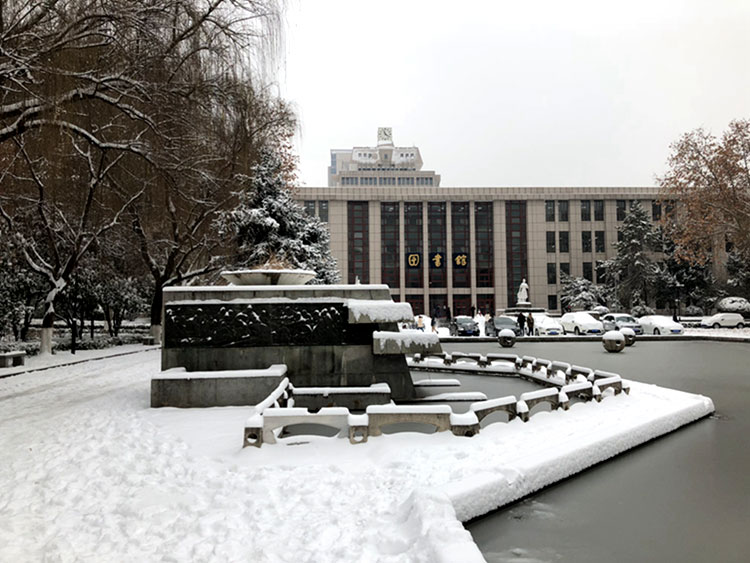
[328, 128, 440, 188]
[300, 129, 717, 316]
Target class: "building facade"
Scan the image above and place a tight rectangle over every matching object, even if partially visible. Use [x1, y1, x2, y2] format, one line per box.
[328, 127, 441, 188]
[299, 185, 668, 316]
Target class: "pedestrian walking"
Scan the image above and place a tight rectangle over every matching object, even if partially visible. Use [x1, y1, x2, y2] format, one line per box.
[527, 314, 535, 336]
[517, 312, 526, 335]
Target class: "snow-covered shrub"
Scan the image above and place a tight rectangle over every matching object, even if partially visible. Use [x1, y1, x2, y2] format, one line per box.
[716, 296, 750, 314]
[684, 305, 703, 316]
[630, 304, 655, 318]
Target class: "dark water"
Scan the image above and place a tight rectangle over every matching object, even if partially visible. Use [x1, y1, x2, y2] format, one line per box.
[442, 340, 750, 563]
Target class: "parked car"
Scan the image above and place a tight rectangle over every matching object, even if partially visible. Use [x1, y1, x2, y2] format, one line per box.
[530, 313, 564, 336]
[602, 313, 643, 335]
[699, 313, 745, 329]
[449, 315, 480, 336]
[638, 315, 684, 335]
[560, 312, 604, 335]
[485, 315, 522, 337]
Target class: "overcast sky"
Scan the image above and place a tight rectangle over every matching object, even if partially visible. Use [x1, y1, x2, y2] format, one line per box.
[280, 0, 750, 188]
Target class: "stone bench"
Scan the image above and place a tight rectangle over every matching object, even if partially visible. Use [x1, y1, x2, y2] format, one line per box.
[254, 407, 352, 445]
[548, 361, 572, 381]
[366, 404, 452, 436]
[0, 350, 26, 368]
[520, 355, 536, 369]
[486, 353, 521, 370]
[559, 382, 595, 409]
[570, 364, 594, 382]
[140, 336, 156, 345]
[594, 375, 625, 396]
[290, 383, 391, 411]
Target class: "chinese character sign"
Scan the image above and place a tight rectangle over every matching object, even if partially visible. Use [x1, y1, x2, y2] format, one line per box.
[406, 253, 421, 268]
[453, 253, 469, 268]
[429, 252, 444, 268]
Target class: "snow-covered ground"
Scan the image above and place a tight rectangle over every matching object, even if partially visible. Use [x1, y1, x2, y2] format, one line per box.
[0, 349, 713, 562]
[684, 327, 750, 338]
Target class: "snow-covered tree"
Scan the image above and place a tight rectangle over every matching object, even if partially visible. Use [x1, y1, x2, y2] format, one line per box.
[559, 274, 611, 311]
[726, 251, 750, 298]
[220, 149, 340, 284]
[603, 201, 660, 309]
[653, 234, 718, 313]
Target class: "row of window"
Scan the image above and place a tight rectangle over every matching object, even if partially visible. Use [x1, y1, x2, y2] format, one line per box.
[546, 200, 663, 222]
[546, 231, 606, 253]
[303, 200, 329, 223]
[340, 176, 434, 186]
[547, 261, 606, 284]
[400, 293, 496, 317]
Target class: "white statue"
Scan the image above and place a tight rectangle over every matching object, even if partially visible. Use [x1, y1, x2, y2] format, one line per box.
[517, 278, 529, 303]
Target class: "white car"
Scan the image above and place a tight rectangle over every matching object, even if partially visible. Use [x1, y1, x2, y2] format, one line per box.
[638, 315, 684, 335]
[699, 313, 745, 329]
[560, 312, 604, 335]
[530, 313, 564, 336]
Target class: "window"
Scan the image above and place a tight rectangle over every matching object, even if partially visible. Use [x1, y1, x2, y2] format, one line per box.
[405, 294, 424, 316]
[477, 294, 495, 317]
[616, 200, 626, 221]
[548, 295, 558, 310]
[545, 200, 555, 222]
[559, 231, 569, 253]
[303, 201, 316, 216]
[547, 262, 557, 284]
[596, 260, 606, 284]
[581, 200, 591, 222]
[583, 262, 593, 281]
[347, 202, 369, 283]
[452, 202, 470, 288]
[546, 231, 556, 253]
[595, 230, 605, 253]
[617, 230, 623, 243]
[404, 202, 423, 288]
[652, 201, 662, 221]
[475, 202, 494, 287]
[318, 201, 328, 223]
[558, 200, 569, 222]
[452, 294, 472, 317]
[505, 202, 527, 308]
[582, 231, 592, 253]
[560, 262, 570, 277]
[381, 202, 400, 289]
[594, 200, 604, 221]
[428, 202, 446, 288]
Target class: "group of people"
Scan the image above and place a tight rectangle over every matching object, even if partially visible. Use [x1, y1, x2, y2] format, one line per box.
[516, 312, 535, 336]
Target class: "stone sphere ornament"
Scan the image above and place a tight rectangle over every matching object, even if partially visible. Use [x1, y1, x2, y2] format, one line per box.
[602, 330, 626, 353]
[498, 328, 517, 348]
[620, 327, 636, 347]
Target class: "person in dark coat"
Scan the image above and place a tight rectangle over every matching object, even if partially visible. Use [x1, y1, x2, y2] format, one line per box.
[517, 312, 526, 335]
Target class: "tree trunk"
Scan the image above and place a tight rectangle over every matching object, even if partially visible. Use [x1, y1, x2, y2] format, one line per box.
[150, 282, 164, 343]
[90, 316, 95, 340]
[40, 311, 55, 355]
[70, 322, 77, 355]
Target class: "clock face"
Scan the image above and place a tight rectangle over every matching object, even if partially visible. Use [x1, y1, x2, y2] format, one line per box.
[378, 127, 392, 142]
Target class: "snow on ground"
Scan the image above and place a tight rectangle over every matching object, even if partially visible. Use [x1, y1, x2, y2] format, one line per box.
[684, 327, 750, 338]
[0, 349, 713, 562]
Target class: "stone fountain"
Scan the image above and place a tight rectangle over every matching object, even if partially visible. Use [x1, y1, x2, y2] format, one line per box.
[151, 269, 441, 408]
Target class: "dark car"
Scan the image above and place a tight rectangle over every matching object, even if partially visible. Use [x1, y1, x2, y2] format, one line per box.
[485, 316, 522, 337]
[449, 315, 480, 336]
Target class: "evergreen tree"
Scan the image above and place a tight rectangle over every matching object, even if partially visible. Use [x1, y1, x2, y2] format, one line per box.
[654, 234, 718, 313]
[603, 201, 659, 309]
[559, 274, 611, 311]
[220, 149, 340, 284]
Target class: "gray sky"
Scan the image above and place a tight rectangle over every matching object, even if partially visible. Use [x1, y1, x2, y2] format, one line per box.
[281, 0, 750, 188]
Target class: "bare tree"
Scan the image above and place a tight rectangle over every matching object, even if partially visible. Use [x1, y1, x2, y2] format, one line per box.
[658, 119, 750, 265]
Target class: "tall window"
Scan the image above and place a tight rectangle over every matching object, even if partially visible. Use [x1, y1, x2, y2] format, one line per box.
[506, 202, 527, 307]
[652, 201, 662, 221]
[596, 260, 606, 283]
[581, 200, 591, 222]
[318, 201, 329, 223]
[452, 202, 470, 288]
[559, 231, 569, 253]
[560, 262, 570, 277]
[583, 261, 593, 281]
[429, 294, 447, 320]
[477, 294, 495, 317]
[304, 201, 316, 216]
[548, 295, 558, 310]
[347, 202, 369, 283]
[428, 202, 447, 288]
[475, 202, 494, 287]
[547, 262, 557, 284]
[582, 231, 592, 253]
[546, 231, 556, 253]
[594, 200, 604, 221]
[558, 200, 569, 222]
[545, 200, 555, 222]
[595, 230, 605, 253]
[380, 202, 400, 289]
[405, 295, 424, 316]
[616, 200, 626, 221]
[452, 294, 471, 317]
[404, 203, 423, 288]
